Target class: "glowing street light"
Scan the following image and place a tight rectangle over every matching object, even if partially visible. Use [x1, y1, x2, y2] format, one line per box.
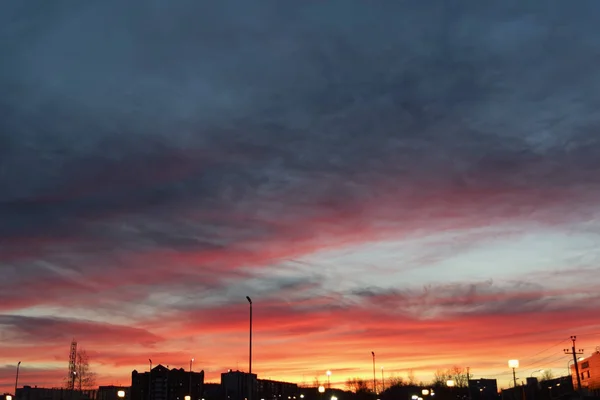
[446, 380, 455, 388]
[185, 396, 191, 400]
[508, 360, 519, 389]
[326, 370, 331, 389]
[318, 387, 325, 394]
[422, 389, 430, 396]
[118, 391, 125, 398]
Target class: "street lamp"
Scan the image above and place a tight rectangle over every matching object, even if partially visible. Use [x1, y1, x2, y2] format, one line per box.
[118, 391, 125, 399]
[318, 385, 325, 400]
[422, 390, 430, 396]
[189, 358, 194, 398]
[530, 370, 544, 378]
[15, 361, 21, 400]
[446, 380, 455, 388]
[371, 352, 376, 394]
[567, 357, 584, 376]
[326, 371, 331, 389]
[149, 359, 152, 400]
[7, 396, 13, 400]
[508, 360, 519, 389]
[246, 296, 253, 400]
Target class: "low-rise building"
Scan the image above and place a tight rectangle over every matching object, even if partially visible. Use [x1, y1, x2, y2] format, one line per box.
[572, 350, 600, 395]
[255, 379, 298, 400]
[469, 379, 498, 400]
[221, 371, 257, 400]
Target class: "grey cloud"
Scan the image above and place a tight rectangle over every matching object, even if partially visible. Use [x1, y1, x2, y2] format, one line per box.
[0, 314, 162, 345]
[2, 1, 600, 268]
[350, 279, 596, 318]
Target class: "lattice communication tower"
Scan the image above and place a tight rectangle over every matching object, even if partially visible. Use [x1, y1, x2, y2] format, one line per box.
[67, 339, 77, 390]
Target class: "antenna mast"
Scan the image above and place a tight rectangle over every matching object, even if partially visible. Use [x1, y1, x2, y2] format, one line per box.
[68, 339, 77, 390]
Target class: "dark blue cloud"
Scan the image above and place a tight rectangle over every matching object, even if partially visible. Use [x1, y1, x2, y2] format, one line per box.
[1, 0, 600, 262]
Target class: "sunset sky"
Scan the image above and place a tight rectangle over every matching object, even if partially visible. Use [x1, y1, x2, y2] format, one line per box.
[2, 0, 600, 395]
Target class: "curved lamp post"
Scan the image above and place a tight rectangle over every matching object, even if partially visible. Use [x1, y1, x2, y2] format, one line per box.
[15, 361, 21, 399]
[246, 296, 253, 400]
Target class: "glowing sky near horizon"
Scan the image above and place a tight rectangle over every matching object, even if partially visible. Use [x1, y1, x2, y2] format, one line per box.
[2, 0, 600, 394]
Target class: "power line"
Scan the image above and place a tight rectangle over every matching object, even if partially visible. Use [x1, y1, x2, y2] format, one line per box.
[480, 338, 571, 379]
[521, 338, 570, 363]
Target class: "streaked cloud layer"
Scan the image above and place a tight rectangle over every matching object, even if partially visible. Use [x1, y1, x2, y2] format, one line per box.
[1, 0, 600, 393]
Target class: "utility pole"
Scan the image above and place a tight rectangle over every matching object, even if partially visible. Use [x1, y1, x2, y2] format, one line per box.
[564, 336, 584, 392]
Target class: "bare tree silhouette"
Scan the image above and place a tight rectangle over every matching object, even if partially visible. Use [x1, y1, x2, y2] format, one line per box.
[75, 349, 97, 391]
[540, 370, 554, 381]
[346, 378, 370, 393]
[430, 366, 468, 388]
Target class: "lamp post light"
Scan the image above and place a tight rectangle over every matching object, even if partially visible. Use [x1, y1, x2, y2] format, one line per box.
[422, 390, 430, 396]
[508, 360, 519, 389]
[118, 391, 125, 399]
[318, 385, 325, 400]
[446, 380, 455, 399]
[371, 352, 376, 394]
[530, 370, 544, 378]
[326, 371, 331, 389]
[15, 361, 21, 400]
